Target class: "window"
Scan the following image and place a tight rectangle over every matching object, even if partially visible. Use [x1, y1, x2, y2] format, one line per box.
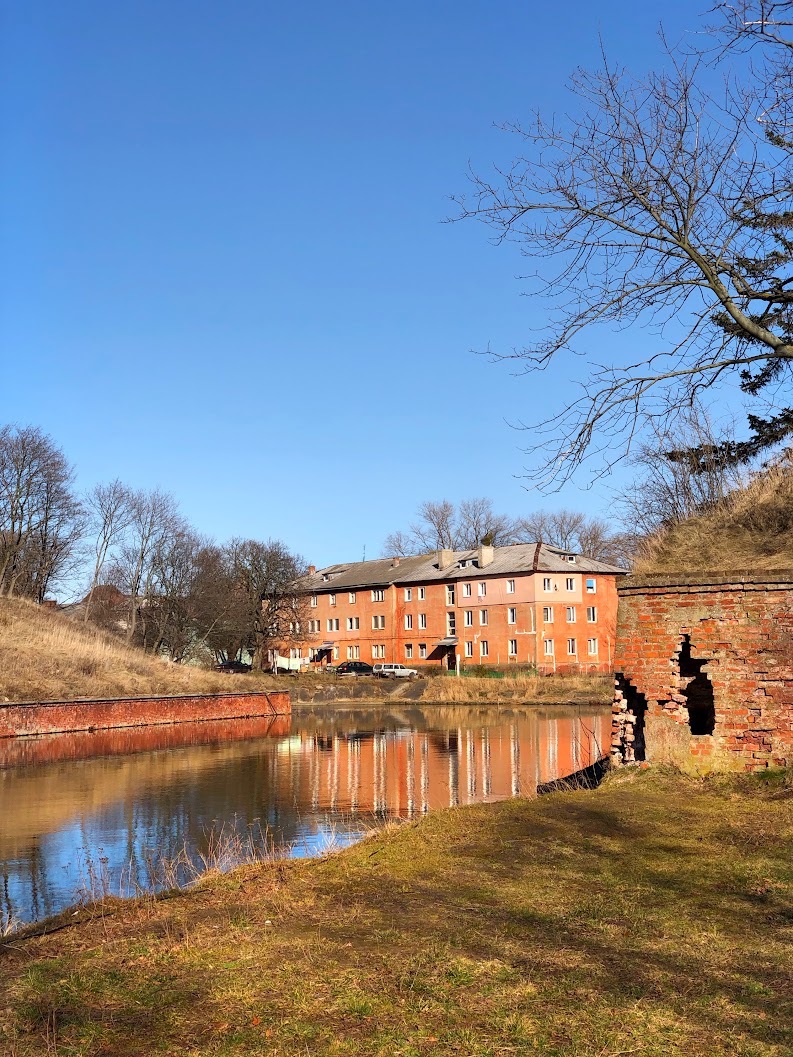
[543, 606, 553, 623]
[346, 645, 354, 659]
[446, 585, 455, 605]
[566, 606, 576, 623]
[565, 577, 575, 591]
[509, 639, 518, 656]
[543, 577, 552, 592]
[479, 609, 488, 626]
[372, 615, 385, 630]
[447, 612, 456, 635]
[506, 579, 515, 594]
[463, 582, 472, 597]
[326, 618, 339, 632]
[372, 588, 385, 602]
[567, 638, 577, 655]
[418, 586, 425, 600]
[311, 595, 318, 608]
[464, 610, 473, 627]
[405, 643, 413, 659]
[346, 616, 359, 631]
[372, 644, 386, 659]
[419, 613, 427, 629]
[465, 641, 473, 657]
[322, 574, 330, 582]
[586, 577, 596, 593]
[349, 592, 356, 604]
[566, 554, 576, 563]
[586, 606, 597, 622]
[419, 643, 427, 658]
[588, 638, 598, 655]
[404, 614, 413, 630]
[480, 640, 489, 657]
[329, 593, 336, 606]
[478, 581, 486, 596]
[404, 588, 412, 601]
[333, 646, 339, 660]
[543, 639, 554, 657]
[308, 619, 319, 634]
[508, 607, 517, 624]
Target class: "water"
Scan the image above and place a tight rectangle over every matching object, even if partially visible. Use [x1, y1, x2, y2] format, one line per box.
[0, 703, 609, 926]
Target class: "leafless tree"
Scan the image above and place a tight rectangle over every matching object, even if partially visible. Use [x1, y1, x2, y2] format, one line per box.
[0, 425, 84, 599]
[109, 488, 180, 642]
[455, 3, 793, 485]
[616, 406, 748, 542]
[513, 508, 629, 565]
[82, 480, 135, 622]
[384, 497, 517, 555]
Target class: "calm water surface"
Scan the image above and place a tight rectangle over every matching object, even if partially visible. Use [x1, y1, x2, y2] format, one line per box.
[0, 703, 609, 926]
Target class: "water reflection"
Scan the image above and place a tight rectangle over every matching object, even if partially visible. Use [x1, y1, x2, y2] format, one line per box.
[0, 703, 609, 926]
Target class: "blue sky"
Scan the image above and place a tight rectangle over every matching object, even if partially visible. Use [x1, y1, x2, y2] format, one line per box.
[1, 1, 706, 569]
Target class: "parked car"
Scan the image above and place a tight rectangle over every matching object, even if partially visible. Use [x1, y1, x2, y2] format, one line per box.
[373, 662, 418, 680]
[335, 661, 374, 677]
[213, 660, 252, 674]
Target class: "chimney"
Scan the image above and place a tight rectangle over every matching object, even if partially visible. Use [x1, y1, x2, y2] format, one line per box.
[391, 556, 400, 567]
[477, 545, 495, 568]
[308, 565, 316, 575]
[437, 548, 455, 570]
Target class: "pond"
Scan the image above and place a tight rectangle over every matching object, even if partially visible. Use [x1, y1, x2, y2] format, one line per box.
[0, 702, 610, 927]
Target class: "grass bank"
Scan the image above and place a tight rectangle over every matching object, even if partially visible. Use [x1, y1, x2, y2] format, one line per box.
[0, 597, 277, 703]
[2, 768, 791, 1056]
[418, 671, 611, 706]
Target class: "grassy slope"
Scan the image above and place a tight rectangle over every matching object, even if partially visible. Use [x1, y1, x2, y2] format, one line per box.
[635, 457, 793, 574]
[0, 597, 266, 702]
[2, 769, 791, 1056]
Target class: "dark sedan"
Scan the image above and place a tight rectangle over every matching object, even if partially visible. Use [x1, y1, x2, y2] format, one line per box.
[335, 661, 374, 677]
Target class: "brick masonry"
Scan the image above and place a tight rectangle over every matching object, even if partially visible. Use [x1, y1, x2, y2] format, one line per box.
[611, 572, 793, 772]
[0, 690, 291, 738]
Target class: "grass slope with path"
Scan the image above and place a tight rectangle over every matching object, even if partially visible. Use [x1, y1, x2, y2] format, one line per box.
[2, 768, 791, 1056]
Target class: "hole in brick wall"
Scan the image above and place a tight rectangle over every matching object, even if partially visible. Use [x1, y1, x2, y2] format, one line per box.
[615, 674, 647, 761]
[677, 636, 715, 736]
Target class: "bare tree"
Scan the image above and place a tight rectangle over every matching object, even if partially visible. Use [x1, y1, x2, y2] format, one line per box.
[110, 488, 180, 642]
[513, 508, 629, 564]
[0, 425, 83, 599]
[384, 497, 516, 555]
[455, 4, 793, 485]
[82, 480, 135, 622]
[617, 407, 748, 542]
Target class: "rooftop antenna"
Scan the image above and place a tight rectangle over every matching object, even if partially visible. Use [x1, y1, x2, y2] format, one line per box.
[362, 544, 366, 562]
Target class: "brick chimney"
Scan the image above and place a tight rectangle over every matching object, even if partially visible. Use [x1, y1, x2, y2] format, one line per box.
[308, 565, 316, 575]
[391, 556, 400, 567]
[477, 545, 495, 568]
[437, 548, 455, 570]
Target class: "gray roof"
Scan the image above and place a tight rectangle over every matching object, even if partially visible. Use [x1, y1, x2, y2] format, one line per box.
[302, 544, 626, 593]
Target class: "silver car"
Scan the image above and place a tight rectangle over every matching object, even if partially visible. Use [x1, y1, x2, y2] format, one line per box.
[372, 662, 418, 680]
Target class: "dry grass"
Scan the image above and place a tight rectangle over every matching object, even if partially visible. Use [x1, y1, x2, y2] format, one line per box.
[420, 671, 612, 705]
[635, 454, 793, 573]
[0, 597, 273, 702]
[1, 768, 791, 1056]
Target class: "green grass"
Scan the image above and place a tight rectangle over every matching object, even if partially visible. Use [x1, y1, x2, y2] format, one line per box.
[2, 768, 792, 1055]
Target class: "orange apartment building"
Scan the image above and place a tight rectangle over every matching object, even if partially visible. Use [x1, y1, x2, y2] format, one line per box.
[294, 543, 626, 673]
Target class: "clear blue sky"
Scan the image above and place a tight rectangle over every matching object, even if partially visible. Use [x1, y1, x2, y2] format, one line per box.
[1, 0, 703, 569]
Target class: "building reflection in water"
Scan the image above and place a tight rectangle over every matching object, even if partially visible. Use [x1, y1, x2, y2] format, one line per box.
[0, 704, 609, 927]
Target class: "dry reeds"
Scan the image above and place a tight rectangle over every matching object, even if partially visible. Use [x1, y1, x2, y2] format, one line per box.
[420, 671, 611, 704]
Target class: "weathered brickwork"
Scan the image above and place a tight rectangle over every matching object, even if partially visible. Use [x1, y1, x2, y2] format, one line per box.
[611, 573, 793, 772]
[0, 690, 291, 739]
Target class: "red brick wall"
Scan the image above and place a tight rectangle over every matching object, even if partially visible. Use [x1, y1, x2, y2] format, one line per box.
[0, 690, 291, 738]
[610, 573, 793, 771]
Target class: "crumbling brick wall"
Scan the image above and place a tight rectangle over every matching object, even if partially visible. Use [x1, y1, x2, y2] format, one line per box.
[611, 573, 793, 772]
